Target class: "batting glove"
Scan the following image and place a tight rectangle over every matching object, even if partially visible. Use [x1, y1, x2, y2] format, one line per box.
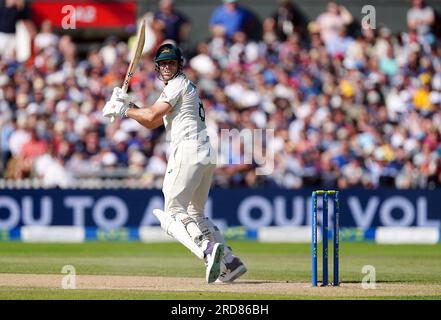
[103, 99, 130, 119]
[103, 100, 129, 119]
[103, 87, 131, 119]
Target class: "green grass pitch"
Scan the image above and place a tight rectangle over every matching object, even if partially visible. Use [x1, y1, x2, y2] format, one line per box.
[0, 241, 440, 299]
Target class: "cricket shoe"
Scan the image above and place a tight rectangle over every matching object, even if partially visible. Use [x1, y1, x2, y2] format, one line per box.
[215, 257, 247, 283]
[204, 242, 224, 284]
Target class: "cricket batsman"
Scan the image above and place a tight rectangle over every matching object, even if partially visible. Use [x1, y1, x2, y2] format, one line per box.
[102, 43, 247, 283]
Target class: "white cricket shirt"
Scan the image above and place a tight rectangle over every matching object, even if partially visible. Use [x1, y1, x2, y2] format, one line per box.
[157, 74, 208, 146]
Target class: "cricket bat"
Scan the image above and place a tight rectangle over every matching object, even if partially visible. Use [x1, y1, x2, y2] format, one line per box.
[110, 19, 146, 123]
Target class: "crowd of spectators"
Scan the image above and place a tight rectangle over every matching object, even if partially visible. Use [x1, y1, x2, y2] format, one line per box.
[1, 0, 441, 190]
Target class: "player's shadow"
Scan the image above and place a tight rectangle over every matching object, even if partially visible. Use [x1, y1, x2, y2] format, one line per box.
[340, 280, 399, 284]
[218, 280, 401, 285]
[218, 280, 294, 285]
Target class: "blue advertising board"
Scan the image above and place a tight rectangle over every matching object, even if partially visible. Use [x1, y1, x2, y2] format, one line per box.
[0, 188, 440, 231]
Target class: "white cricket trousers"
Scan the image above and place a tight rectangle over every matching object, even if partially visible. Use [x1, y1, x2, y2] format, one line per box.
[162, 140, 216, 218]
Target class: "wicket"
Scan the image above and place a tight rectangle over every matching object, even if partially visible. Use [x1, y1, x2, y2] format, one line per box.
[312, 190, 340, 287]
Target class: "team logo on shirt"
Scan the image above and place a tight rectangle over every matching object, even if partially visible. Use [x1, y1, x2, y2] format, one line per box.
[161, 91, 167, 99]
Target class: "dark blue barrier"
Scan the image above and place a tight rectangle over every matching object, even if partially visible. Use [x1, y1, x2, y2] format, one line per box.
[0, 188, 440, 230]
